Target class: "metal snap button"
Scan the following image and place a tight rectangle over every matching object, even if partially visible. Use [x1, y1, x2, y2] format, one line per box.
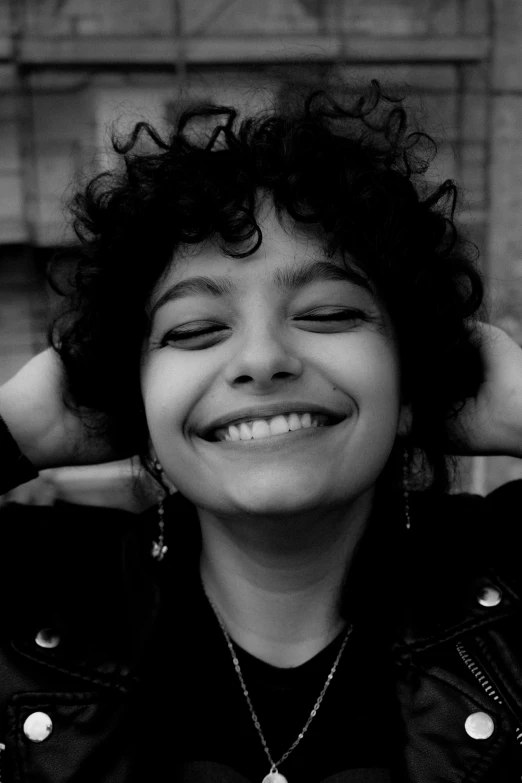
[23, 712, 53, 743]
[477, 585, 502, 608]
[35, 628, 60, 649]
[465, 711, 494, 739]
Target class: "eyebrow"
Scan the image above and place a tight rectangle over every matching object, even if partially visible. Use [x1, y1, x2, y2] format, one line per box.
[150, 259, 372, 320]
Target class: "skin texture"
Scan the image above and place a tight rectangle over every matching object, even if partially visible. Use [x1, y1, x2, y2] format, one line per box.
[141, 203, 410, 666]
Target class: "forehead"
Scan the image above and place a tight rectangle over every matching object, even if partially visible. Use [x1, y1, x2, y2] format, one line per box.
[151, 207, 371, 308]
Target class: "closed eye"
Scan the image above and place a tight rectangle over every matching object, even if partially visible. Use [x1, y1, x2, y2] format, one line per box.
[159, 309, 373, 347]
[296, 309, 369, 322]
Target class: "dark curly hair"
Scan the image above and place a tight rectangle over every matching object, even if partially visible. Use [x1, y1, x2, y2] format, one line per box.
[49, 80, 484, 493]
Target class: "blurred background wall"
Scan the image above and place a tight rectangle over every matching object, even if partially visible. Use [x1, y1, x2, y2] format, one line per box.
[0, 0, 519, 508]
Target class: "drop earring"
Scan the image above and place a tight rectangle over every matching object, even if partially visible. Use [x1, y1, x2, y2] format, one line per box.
[151, 498, 168, 561]
[151, 457, 169, 561]
[403, 449, 411, 531]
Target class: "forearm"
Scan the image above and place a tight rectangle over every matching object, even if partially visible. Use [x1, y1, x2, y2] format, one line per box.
[0, 350, 71, 470]
[447, 324, 522, 459]
[477, 324, 522, 458]
[0, 349, 121, 473]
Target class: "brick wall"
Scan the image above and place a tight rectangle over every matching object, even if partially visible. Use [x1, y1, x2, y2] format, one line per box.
[0, 246, 47, 385]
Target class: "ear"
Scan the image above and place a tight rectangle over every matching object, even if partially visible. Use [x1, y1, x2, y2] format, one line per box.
[148, 446, 177, 495]
[398, 404, 412, 438]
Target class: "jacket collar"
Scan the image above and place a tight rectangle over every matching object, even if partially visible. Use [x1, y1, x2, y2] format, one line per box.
[9, 486, 521, 684]
[389, 489, 521, 657]
[4, 500, 162, 693]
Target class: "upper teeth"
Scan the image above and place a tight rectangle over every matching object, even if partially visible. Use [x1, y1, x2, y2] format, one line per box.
[214, 412, 328, 442]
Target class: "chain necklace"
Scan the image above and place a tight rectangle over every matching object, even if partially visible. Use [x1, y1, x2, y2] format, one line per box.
[202, 584, 353, 783]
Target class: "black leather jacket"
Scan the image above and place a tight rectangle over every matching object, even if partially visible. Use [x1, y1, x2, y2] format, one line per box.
[0, 479, 521, 782]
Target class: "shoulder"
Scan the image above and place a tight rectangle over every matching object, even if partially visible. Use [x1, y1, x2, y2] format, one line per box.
[0, 501, 159, 645]
[412, 478, 522, 535]
[411, 479, 522, 594]
[483, 476, 522, 514]
[383, 481, 522, 651]
[0, 499, 145, 569]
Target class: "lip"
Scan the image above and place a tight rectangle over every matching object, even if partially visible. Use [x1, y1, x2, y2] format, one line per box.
[198, 402, 347, 441]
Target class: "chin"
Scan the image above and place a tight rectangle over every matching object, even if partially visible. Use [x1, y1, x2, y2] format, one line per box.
[223, 480, 330, 519]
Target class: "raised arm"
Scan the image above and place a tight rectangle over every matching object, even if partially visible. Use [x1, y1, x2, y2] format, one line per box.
[0, 348, 125, 493]
[448, 323, 522, 458]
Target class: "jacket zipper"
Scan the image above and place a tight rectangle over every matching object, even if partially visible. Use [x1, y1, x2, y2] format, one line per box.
[456, 642, 522, 757]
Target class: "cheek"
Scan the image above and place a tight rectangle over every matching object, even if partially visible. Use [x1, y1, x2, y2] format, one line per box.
[140, 358, 192, 436]
[331, 335, 401, 408]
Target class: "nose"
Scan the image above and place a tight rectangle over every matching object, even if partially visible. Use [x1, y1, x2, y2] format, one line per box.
[224, 320, 303, 389]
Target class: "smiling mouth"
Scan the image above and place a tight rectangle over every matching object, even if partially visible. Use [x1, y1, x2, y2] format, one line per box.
[202, 412, 346, 443]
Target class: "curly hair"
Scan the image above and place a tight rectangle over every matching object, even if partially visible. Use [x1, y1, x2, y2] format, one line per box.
[49, 80, 485, 492]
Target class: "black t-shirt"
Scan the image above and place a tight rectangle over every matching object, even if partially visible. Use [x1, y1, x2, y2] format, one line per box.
[175, 578, 402, 783]
[136, 489, 407, 782]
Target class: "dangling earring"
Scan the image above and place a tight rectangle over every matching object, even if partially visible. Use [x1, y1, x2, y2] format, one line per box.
[403, 449, 411, 531]
[151, 457, 169, 562]
[151, 497, 168, 561]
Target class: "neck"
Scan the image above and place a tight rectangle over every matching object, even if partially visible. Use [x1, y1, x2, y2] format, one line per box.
[198, 490, 373, 668]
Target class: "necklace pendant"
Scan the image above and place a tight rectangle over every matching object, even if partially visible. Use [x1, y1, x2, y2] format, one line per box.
[262, 773, 288, 783]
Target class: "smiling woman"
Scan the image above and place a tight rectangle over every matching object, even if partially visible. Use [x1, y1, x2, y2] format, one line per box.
[2, 80, 522, 783]
[142, 204, 404, 526]
[51, 83, 483, 494]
